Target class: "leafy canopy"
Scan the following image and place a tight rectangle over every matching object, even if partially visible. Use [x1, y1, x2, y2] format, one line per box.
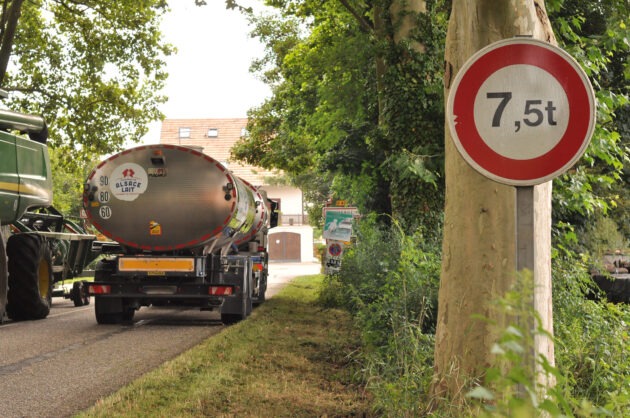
[0, 0, 174, 166]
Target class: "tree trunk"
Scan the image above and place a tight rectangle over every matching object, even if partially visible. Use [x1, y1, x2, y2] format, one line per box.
[0, 0, 25, 86]
[432, 0, 556, 403]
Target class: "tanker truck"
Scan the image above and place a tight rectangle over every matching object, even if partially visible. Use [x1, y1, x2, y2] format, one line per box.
[83, 144, 278, 324]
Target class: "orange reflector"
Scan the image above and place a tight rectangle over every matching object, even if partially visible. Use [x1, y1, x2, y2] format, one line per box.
[209, 286, 233, 296]
[119, 257, 195, 272]
[253, 263, 263, 272]
[89, 285, 111, 294]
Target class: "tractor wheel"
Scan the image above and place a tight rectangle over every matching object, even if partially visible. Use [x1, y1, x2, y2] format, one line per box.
[6, 234, 53, 320]
[71, 281, 90, 307]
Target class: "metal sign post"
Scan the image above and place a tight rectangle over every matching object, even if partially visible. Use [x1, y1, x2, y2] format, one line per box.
[516, 187, 534, 273]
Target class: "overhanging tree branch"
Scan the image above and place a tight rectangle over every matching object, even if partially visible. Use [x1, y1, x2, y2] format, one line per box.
[338, 0, 374, 33]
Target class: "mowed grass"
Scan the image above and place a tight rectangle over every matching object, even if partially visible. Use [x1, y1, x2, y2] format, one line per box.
[76, 275, 372, 417]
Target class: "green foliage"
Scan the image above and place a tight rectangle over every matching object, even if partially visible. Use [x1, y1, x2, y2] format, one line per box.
[1, 1, 173, 167]
[550, 0, 629, 244]
[233, 0, 448, 232]
[552, 254, 630, 413]
[49, 149, 104, 217]
[321, 221, 629, 415]
[580, 215, 629, 255]
[462, 262, 629, 417]
[319, 215, 441, 415]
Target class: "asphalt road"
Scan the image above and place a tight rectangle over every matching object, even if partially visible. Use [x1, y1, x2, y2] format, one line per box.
[0, 261, 321, 418]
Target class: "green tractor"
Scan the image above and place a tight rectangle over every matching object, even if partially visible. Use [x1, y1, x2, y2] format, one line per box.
[0, 91, 96, 322]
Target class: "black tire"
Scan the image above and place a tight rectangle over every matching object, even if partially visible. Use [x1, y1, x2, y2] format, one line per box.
[71, 281, 90, 307]
[6, 234, 53, 320]
[82, 281, 91, 306]
[95, 297, 134, 324]
[0, 226, 8, 321]
[95, 297, 122, 324]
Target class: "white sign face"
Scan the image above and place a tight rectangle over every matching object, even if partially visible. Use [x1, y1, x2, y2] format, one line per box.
[474, 65, 570, 160]
[110, 163, 148, 201]
[447, 38, 595, 186]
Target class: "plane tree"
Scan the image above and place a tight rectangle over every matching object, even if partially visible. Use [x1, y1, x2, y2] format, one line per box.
[0, 0, 173, 164]
[232, 0, 448, 238]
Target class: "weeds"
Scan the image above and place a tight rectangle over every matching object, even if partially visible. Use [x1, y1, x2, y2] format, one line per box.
[319, 215, 440, 415]
[320, 217, 630, 415]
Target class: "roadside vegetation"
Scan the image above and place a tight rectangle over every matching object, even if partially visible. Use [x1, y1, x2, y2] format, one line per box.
[76, 275, 371, 417]
[76, 227, 629, 417]
[320, 218, 629, 416]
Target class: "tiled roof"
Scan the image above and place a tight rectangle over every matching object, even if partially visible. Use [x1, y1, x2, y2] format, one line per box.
[160, 118, 280, 186]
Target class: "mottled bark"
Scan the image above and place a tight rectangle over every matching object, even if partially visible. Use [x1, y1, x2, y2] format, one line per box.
[432, 0, 556, 404]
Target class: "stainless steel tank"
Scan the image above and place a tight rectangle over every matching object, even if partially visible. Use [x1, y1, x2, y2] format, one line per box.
[83, 145, 257, 252]
[233, 179, 269, 246]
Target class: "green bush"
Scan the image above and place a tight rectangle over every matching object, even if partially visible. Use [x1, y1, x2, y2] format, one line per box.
[552, 254, 630, 412]
[320, 217, 629, 415]
[318, 215, 441, 414]
[465, 263, 630, 417]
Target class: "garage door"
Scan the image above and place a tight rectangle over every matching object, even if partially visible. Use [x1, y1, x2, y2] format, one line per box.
[269, 232, 301, 261]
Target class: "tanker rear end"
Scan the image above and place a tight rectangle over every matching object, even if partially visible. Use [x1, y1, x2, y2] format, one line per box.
[83, 145, 276, 324]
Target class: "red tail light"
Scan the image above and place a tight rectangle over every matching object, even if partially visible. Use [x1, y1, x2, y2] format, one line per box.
[209, 286, 233, 296]
[89, 285, 111, 294]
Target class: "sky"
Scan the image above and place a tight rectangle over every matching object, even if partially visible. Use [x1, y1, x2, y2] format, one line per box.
[141, 1, 272, 144]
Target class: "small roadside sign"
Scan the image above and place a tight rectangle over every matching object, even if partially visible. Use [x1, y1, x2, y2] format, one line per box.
[323, 211, 353, 241]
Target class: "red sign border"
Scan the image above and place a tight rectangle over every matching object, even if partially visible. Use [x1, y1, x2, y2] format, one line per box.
[447, 38, 595, 186]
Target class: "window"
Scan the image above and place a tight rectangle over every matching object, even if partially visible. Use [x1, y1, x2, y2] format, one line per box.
[179, 127, 191, 138]
[240, 127, 249, 137]
[207, 128, 218, 137]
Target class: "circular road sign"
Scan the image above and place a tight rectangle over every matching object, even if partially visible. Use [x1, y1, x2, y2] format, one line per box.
[447, 38, 595, 186]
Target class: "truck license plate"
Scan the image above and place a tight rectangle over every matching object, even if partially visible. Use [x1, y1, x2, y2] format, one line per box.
[118, 257, 195, 273]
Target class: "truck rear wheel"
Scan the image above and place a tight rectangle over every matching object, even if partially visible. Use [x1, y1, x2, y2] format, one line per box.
[6, 234, 53, 320]
[95, 297, 135, 324]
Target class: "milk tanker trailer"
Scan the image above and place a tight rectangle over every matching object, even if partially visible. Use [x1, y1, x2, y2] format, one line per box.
[83, 144, 277, 324]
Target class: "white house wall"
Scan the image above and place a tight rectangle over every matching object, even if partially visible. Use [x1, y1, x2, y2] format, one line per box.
[261, 185, 303, 216]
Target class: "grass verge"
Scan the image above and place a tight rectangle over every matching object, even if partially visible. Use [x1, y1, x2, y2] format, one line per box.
[75, 274, 372, 417]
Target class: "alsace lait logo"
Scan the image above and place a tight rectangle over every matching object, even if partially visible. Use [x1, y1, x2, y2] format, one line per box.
[110, 163, 148, 201]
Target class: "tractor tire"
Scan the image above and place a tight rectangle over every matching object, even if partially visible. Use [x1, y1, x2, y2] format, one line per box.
[6, 234, 53, 320]
[71, 281, 90, 307]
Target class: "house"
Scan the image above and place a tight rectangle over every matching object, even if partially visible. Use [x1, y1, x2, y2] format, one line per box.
[159, 118, 313, 262]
